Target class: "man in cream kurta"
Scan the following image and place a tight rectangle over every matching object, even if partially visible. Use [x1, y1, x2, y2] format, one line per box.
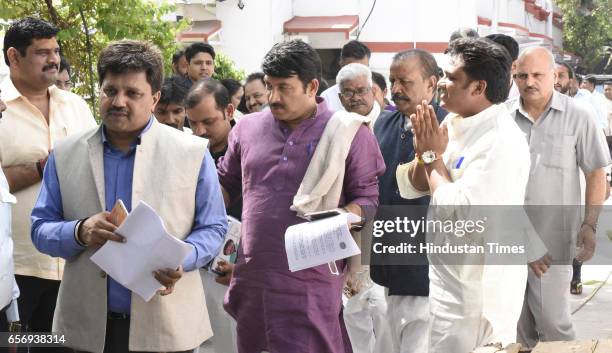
[0, 18, 96, 340]
[396, 38, 543, 352]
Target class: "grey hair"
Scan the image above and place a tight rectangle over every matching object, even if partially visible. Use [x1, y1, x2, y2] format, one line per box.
[336, 63, 372, 89]
[517, 46, 555, 69]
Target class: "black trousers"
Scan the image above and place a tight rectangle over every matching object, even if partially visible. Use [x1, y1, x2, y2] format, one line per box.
[75, 315, 194, 353]
[0, 275, 71, 353]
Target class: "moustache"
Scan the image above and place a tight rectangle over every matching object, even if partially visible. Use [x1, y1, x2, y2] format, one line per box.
[525, 86, 539, 92]
[392, 93, 410, 103]
[43, 64, 58, 71]
[270, 103, 285, 110]
[107, 107, 129, 116]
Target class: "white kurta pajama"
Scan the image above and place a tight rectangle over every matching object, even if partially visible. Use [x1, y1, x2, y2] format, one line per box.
[397, 103, 533, 352]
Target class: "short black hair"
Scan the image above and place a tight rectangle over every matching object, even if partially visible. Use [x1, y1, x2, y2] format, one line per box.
[98, 40, 164, 93]
[576, 75, 583, 85]
[220, 78, 242, 98]
[393, 49, 439, 80]
[317, 78, 329, 96]
[172, 50, 185, 65]
[341, 40, 371, 61]
[585, 75, 597, 85]
[245, 72, 265, 85]
[449, 28, 479, 42]
[185, 42, 216, 63]
[556, 62, 574, 79]
[262, 40, 321, 88]
[59, 55, 71, 76]
[371, 71, 387, 91]
[159, 75, 189, 106]
[446, 38, 511, 104]
[485, 34, 519, 61]
[185, 78, 229, 111]
[4, 17, 59, 66]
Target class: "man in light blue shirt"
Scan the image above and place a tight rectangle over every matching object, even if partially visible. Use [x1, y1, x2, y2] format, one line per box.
[30, 40, 227, 353]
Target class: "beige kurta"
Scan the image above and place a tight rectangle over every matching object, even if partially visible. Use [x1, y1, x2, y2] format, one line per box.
[0, 78, 96, 280]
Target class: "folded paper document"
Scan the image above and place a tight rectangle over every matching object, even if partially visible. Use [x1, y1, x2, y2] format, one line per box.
[285, 212, 361, 272]
[91, 201, 192, 301]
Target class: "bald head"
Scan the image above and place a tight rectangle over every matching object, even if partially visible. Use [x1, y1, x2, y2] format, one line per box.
[517, 47, 555, 70]
[514, 47, 556, 105]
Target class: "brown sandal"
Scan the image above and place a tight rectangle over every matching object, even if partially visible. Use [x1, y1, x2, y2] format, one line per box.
[570, 280, 582, 295]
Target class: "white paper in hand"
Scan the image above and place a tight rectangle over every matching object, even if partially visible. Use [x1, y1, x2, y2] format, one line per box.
[285, 213, 361, 272]
[90, 201, 192, 302]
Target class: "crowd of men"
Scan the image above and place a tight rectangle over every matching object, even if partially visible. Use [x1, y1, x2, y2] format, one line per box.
[1, 16, 612, 353]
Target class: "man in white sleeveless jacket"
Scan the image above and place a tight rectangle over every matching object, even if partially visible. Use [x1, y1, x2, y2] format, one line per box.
[30, 40, 228, 353]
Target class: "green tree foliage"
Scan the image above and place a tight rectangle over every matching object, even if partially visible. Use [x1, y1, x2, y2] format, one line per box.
[0, 0, 188, 116]
[555, 0, 612, 73]
[213, 52, 246, 82]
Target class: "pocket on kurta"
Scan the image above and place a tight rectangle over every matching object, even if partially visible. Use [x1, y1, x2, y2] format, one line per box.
[542, 134, 576, 170]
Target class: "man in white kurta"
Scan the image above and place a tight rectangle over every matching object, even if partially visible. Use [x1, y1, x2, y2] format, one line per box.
[396, 38, 545, 352]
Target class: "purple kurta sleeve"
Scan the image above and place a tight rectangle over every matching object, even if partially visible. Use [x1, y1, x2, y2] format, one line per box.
[217, 125, 242, 203]
[343, 125, 386, 216]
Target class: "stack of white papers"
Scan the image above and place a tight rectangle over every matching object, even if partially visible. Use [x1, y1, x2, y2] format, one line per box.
[90, 201, 192, 301]
[285, 213, 361, 272]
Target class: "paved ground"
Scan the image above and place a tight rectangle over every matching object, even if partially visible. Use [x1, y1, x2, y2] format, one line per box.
[197, 206, 612, 352]
[572, 201, 612, 340]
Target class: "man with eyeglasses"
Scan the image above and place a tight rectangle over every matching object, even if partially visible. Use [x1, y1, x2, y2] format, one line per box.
[337, 63, 384, 128]
[335, 62, 393, 353]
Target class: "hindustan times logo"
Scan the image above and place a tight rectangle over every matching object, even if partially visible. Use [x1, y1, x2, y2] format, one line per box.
[372, 217, 487, 238]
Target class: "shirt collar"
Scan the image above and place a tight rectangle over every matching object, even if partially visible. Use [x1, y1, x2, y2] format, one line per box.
[514, 90, 564, 120]
[101, 116, 154, 147]
[0, 76, 67, 103]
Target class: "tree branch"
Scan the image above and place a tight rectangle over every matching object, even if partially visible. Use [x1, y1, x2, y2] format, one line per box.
[79, 6, 97, 118]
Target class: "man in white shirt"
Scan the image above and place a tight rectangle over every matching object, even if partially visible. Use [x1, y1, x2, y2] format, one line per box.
[320, 40, 371, 112]
[335, 62, 392, 353]
[0, 91, 20, 335]
[396, 38, 542, 352]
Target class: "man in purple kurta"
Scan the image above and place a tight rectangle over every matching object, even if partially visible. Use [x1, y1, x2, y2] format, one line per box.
[216, 40, 385, 353]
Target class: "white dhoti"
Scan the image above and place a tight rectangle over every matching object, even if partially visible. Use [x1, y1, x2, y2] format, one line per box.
[385, 294, 429, 353]
[343, 283, 393, 353]
[429, 264, 527, 353]
[200, 270, 238, 353]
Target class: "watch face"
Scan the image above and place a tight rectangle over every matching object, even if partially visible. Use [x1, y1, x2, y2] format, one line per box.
[422, 150, 437, 164]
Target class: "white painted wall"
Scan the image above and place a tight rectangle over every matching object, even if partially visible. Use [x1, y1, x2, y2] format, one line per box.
[354, 1, 413, 43]
[292, 0, 359, 16]
[174, 0, 564, 77]
[215, 0, 278, 74]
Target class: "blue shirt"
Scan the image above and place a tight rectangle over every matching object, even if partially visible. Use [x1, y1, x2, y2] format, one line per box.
[31, 118, 227, 313]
